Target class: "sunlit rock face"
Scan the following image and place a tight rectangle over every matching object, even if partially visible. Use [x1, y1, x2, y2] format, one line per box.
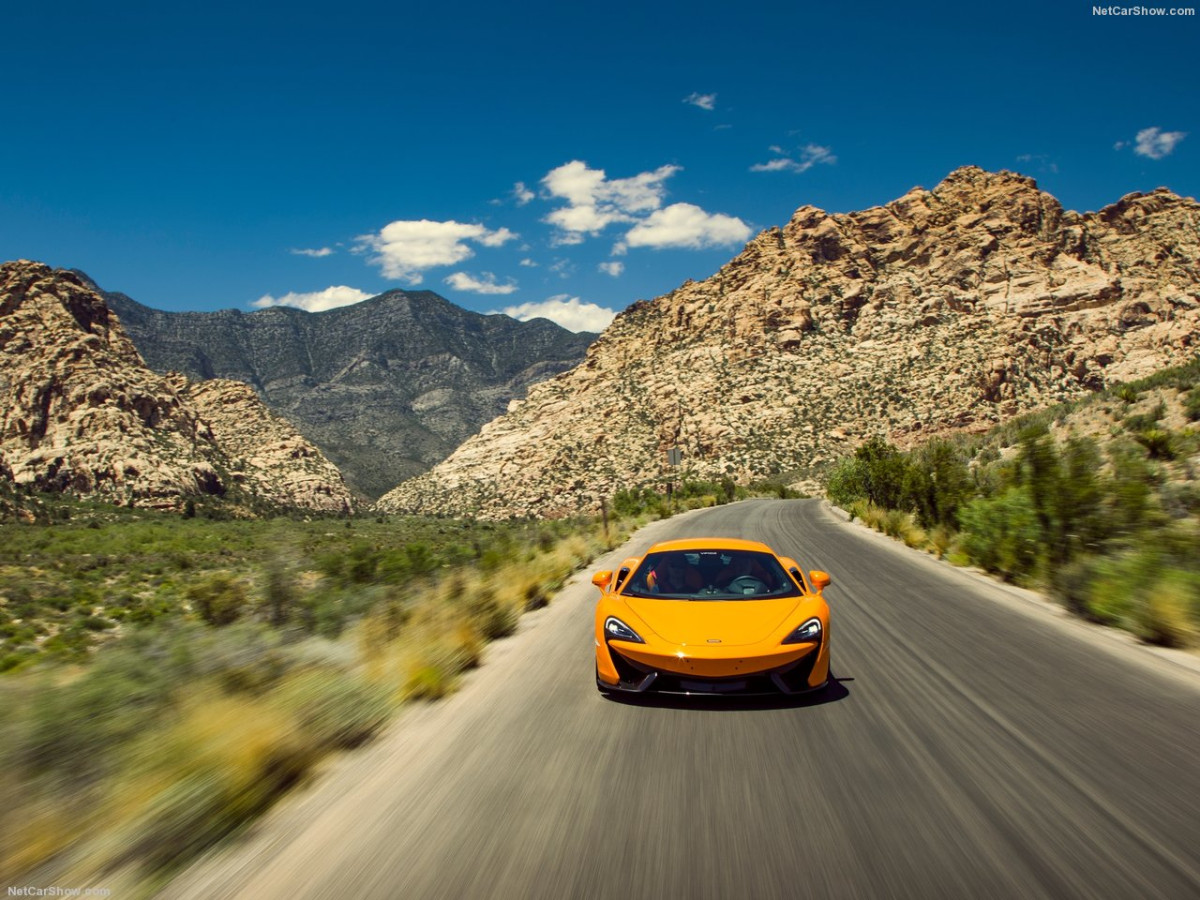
[0, 261, 352, 512]
[377, 167, 1200, 519]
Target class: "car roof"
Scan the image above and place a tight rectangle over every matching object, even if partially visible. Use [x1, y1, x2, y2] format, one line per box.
[643, 537, 778, 555]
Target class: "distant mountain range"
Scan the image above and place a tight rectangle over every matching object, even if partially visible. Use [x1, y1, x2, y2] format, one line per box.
[379, 166, 1200, 518]
[82, 280, 596, 499]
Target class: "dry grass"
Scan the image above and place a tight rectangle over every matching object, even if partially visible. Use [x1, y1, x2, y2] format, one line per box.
[1, 510, 628, 888]
[1138, 571, 1198, 648]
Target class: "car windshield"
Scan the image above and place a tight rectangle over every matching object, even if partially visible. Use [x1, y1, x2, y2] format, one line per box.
[621, 550, 803, 601]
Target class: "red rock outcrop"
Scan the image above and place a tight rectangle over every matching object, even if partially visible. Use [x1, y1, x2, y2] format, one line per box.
[378, 167, 1200, 518]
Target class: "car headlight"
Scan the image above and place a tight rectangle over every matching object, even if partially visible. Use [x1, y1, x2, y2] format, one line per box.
[604, 616, 645, 643]
[782, 617, 822, 644]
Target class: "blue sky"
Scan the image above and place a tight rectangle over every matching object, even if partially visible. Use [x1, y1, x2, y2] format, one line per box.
[2, 0, 1195, 331]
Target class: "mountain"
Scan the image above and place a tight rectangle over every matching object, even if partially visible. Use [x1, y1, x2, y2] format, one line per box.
[88, 281, 596, 499]
[377, 166, 1200, 519]
[0, 261, 353, 512]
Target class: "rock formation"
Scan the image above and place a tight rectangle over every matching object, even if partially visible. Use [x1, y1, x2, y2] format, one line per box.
[0, 261, 352, 512]
[93, 281, 595, 499]
[377, 167, 1200, 519]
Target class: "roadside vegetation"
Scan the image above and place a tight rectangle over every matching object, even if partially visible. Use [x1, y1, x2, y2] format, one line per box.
[0, 475, 778, 888]
[826, 357, 1200, 648]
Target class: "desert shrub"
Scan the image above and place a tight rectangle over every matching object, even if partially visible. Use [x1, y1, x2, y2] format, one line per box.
[277, 669, 390, 750]
[1083, 549, 1157, 632]
[260, 556, 300, 626]
[402, 542, 439, 576]
[1185, 387, 1200, 421]
[124, 694, 311, 873]
[958, 486, 1041, 581]
[343, 542, 382, 584]
[22, 648, 176, 785]
[849, 437, 910, 510]
[1074, 538, 1200, 646]
[187, 572, 248, 626]
[926, 525, 955, 559]
[1106, 442, 1159, 535]
[1122, 401, 1166, 433]
[826, 458, 863, 509]
[903, 439, 972, 529]
[191, 624, 289, 695]
[1138, 568, 1200, 647]
[41, 625, 93, 661]
[466, 586, 519, 640]
[1114, 383, 1140, 404]
[1133, 428, 1175, 460]
[881, 508, 907, 538]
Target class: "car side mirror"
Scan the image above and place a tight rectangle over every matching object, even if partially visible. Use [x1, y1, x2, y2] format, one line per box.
[592, 570, 613, 589]
[809, 570, 831, 592]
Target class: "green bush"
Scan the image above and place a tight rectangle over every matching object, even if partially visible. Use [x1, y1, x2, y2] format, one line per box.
[466, 587, 518, 640]
[187, 572, 248, 626]
[23, 649, 175, 785]
[1083, 548, 1158, 632]
[958, 487, 1041, 581]
[904, 439, 971, 529]
[1122, 401, 1166, 433]
[278, 670, 390, 750]
[1185, 388, 1200, 421]
[1133, 428, 1175, 460]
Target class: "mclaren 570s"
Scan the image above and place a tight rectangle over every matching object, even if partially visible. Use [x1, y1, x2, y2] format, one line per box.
[593, 538, 831, 697]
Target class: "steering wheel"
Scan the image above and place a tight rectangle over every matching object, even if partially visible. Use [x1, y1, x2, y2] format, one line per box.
[727, 575, 768, 594]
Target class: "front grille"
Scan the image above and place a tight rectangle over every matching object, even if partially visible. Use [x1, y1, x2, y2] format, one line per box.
[608, 644, 818, 696]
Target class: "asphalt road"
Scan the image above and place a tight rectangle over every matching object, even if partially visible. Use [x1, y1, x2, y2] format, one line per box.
[163, 499, 1200, 900]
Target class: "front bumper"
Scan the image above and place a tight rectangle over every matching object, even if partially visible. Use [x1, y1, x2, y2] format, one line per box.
[598, 639, 827, 696]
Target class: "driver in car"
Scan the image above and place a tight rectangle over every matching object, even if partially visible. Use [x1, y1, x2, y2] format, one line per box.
[715, 553, 772, 590]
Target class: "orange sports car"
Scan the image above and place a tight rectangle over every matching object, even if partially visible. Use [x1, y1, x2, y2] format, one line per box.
[592, 538, 831, 697]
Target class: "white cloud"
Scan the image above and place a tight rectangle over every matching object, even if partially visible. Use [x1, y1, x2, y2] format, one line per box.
[541, 160, 681, 238]
[750, 143, 837, 174]
[519, 258, 538, 267]
[750, 158, 797, 173]
[684, 92, 717, 111]
[497, 295, 617, 333]
[549, 229, 587, 247]
[478, 226, 518, 247]
[598, 261, 624, 277]
[444, 271, 519, 295]
[355, 220, 517, 283]
[1134, 127, 1186, 159]
[253, 285, 373, 313]
[623, 203, 752, 250]
[513, 182, 535, 205]
[290, 247, 334, 258]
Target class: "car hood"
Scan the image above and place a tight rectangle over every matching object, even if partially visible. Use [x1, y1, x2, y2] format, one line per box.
[623, 596, 800, 647]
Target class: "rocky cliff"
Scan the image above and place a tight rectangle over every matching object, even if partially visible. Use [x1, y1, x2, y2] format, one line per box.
[377, 167, 1200, 519]
[0, 262, 352, 512]
[94, 282, 596, 499]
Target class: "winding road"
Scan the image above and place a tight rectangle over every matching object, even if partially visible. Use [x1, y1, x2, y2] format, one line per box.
[163, 500, 1200, 899]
